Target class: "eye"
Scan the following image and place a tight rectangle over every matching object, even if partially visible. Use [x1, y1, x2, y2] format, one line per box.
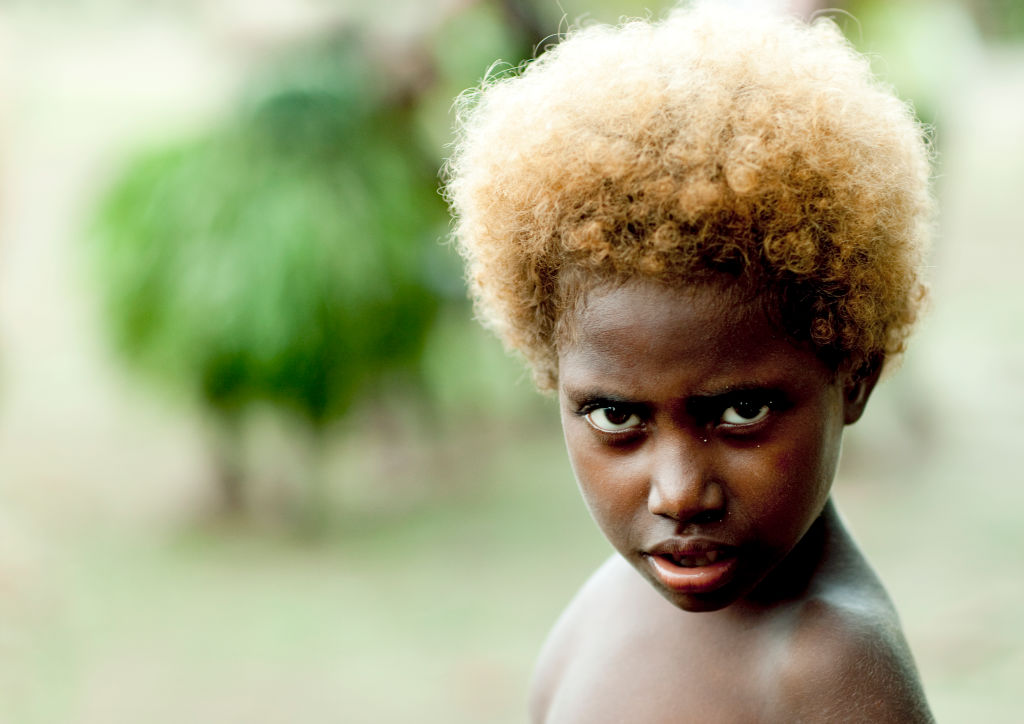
[720, 399, 770, 426]
[586, 406, 642, 433]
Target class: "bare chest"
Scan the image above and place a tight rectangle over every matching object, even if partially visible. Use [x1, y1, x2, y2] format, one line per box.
[539, 611, 773, 723]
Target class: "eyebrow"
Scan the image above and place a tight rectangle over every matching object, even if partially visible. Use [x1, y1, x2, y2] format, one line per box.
[560, 386, 640, 407]
[686, 386, 787, 414]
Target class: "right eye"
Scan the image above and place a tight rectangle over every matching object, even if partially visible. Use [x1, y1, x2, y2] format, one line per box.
[586, 406, 642, 433]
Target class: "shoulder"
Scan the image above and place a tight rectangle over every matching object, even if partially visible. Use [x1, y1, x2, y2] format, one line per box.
[528, 555, 638, 723]
[770, 593, 934, 723]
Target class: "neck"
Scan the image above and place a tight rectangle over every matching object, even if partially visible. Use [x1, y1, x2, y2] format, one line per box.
[735, 499, 856, 611]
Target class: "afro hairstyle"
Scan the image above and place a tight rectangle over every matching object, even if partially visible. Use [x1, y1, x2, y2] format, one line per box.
[444, 2, 933, 390]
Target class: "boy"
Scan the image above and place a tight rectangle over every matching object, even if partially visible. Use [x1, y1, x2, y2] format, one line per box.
[445, 3, 934, 721]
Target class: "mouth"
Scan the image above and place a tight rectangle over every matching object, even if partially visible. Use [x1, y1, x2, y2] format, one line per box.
[643, 544, 739, 595]
[660, 549, 726, 567]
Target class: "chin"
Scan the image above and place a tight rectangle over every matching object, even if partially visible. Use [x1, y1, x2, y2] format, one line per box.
[639, 571, 747, 613]
[665, 589, 738, 613]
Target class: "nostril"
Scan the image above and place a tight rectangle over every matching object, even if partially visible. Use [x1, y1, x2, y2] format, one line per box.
[691, 509, 724, 525]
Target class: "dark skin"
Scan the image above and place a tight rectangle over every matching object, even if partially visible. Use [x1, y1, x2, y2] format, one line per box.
[530, 279, 932, 723]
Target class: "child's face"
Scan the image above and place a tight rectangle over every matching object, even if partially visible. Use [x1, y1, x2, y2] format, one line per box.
[557, 279, 866, 612]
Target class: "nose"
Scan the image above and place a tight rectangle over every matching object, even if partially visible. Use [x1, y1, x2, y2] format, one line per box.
[647, 433, 725, 524]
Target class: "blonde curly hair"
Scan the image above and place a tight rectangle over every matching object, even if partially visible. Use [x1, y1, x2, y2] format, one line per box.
[444, 2, 933, 391]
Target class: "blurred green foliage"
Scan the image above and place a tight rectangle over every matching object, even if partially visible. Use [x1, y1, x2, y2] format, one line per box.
[971, 0, 1024, 40]
[93, 32, 450, 431]
[838, 0, 982, 129]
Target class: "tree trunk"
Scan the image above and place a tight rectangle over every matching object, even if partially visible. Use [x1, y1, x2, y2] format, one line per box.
[211, 416, 246, 518]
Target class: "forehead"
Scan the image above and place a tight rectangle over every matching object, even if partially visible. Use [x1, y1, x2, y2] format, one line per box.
[558, 279, 830, 394]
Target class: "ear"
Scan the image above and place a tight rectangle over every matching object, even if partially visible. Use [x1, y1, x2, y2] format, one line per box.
[842, 358, 883, 425]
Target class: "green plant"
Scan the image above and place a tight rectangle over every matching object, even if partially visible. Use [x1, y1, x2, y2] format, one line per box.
[92, 33, 451, 523]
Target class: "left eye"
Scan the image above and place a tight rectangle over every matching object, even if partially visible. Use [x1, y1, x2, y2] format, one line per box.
[586, 406, 642, 432]
[720, 400, 770, 426]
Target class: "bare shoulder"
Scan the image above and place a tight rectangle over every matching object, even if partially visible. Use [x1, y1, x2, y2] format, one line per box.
[528, 557, 622, 720]
[527, 529, 934, 723]
[529, 554, 770, 723]
[771, 591, 934, 723]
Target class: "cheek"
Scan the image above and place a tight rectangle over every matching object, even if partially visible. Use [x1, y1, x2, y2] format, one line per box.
[562, 428, 645, 534]
[743, 431, 840, 529]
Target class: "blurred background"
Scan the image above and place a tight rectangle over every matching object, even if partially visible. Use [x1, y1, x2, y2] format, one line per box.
[0, 0, 1020, 721]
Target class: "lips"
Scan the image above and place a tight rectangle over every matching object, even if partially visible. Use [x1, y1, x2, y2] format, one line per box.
[643, 540, 739, 594]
